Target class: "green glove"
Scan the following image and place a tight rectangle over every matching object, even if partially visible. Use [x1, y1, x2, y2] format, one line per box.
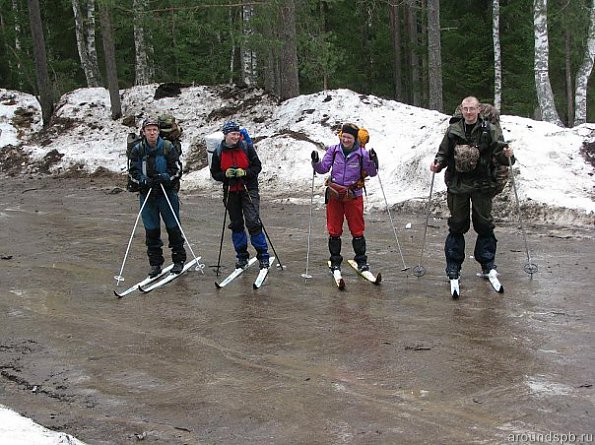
[225, 168, 236, 178]
[235, 168, 247, 178]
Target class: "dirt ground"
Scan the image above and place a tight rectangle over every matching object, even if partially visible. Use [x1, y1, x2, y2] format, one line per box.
[0, 175, 593, 445]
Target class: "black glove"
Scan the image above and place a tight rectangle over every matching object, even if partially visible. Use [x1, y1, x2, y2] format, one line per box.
[311, 150, 319, 163]
[369, 148, 379, 169]
[153, 173, 170, 185]
[139, 175, 152, 192]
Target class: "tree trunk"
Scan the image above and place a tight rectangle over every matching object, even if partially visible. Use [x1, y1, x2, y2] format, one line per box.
[406, 3, 420, 106]
[27, 0, 53, 125]
[133, 0, 153, 86]
[492, 0, 502, 110]
[12, 0, 23, 89]
[98, 2, 121, 120]
[241, 2, 256, 86]
[388, 3, 403, 101]
[85, 0, 102, 85]
[427, 0, 442, 112]
[533, 0, 564, 126]
[573, 0, 595, 126]
[72, 0, 95, 86]
[278, 0, 299, 100]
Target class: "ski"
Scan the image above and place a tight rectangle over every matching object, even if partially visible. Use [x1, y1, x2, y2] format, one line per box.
[215, 257, 258, 289]
[476, 270, 504, 293]
[114, 263, 174, 298]
[252, 257, 276, 289]
[327, 261, 345, 290]
[138, 257, 200, 293]
[347, 260, 382, 285]
[450, 278, 460, 299]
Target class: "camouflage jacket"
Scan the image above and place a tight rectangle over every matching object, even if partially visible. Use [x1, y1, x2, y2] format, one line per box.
[434, 116, 514, 194]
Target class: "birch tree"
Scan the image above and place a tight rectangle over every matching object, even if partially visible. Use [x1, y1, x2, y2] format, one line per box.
[427, 0, 442, 111]
[133, 0, 153, 85]
[492, 0, 502, 109]
[71, 0, 101, 87]
[533, 0, 563, 126]
[241, 2, 256, 86]
[573, 0, 595, 126]
[11, 0, 23, 89]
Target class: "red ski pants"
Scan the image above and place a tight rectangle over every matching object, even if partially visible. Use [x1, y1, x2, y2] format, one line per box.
[326, 195, 365, 238]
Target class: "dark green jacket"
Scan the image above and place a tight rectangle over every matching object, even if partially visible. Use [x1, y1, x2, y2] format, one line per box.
[434, 117, 514, 194]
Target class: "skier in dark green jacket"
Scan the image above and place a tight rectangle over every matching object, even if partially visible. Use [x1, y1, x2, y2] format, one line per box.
[430, 96, 515, 280]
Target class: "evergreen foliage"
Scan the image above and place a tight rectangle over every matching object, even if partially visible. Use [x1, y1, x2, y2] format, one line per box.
[0, 0, 592, 122]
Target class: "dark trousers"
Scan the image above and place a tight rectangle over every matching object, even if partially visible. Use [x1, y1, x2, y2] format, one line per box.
[227, 189, 269, 261]
[140, 191, 186, 266]
[445, 191, 497, 272]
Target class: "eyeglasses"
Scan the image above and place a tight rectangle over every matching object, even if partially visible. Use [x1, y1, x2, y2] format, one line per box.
[462, 106, 478, 112]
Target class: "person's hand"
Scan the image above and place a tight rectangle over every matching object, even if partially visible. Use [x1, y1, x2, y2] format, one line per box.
[503, 145, 514, 158]
[430, 161, 442, 173]
[139, 176, 152, 191]
[369, 148, 379, 169]
[311, 151, 319, 163]
[235, 168, 246, 178]
[225, 168, 237, 178]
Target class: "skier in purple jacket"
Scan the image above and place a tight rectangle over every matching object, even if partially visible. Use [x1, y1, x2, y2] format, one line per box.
[311, 123, 378, 272]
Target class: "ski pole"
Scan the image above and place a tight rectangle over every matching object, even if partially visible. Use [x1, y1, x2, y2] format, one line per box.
[160, 183, 205, 274]
[301, 170, 316, 279]
[413, 171, 435, 278]
[114, 187, 152, 285]
[508, 157, 538, 275]
[215, 187, 229, 277]
[377, 171, 409, 271]
[241, 182, 285, 270]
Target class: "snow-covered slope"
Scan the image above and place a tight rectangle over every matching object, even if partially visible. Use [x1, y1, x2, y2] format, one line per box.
[1, 85, 594, 225]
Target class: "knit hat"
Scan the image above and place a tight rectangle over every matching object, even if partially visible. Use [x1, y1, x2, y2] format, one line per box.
[341, 123, 359, 140]
[222, 120, 240, 134]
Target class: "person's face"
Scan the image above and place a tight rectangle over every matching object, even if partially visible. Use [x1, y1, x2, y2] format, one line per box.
[225, 131, 241, 145]
[143, 125, 159, 145]
[341, 132, 356, 149]
[461, 100, 480, 124]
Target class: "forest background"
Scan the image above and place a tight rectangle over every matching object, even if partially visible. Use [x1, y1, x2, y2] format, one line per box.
[0, 0, 593, 127]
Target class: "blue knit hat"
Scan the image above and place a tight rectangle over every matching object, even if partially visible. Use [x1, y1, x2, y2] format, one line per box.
[222, 121, 240, 134]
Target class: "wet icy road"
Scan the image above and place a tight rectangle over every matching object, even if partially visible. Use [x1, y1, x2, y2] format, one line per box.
[1, 176, 593, 445]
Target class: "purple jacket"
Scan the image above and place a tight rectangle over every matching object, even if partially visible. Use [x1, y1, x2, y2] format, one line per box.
[313, 143, 377, 197]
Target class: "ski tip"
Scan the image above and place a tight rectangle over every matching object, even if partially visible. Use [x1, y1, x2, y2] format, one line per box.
[497, 286, 504, 294]
[113, 290, 124, 298]
[252, 283, 258, 290]
[215, 282, 222, 289]
[374, 273, 382, 285]
[451, 290, 459, 299]
[338, 279, 346, 290]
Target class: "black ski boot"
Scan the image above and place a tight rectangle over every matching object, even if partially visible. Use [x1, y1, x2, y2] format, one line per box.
[148, 265, 162, 278]
[172, 262, 184, 274]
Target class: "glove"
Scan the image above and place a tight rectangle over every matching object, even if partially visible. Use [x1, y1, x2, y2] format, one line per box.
[139, 176, 152, 191]
[225, 168, 237, 178]
[311, 151, 319, 163]
[235, 168, 246, 178]
[368, 149, 378, 169]
[156, 172, 171, 183]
